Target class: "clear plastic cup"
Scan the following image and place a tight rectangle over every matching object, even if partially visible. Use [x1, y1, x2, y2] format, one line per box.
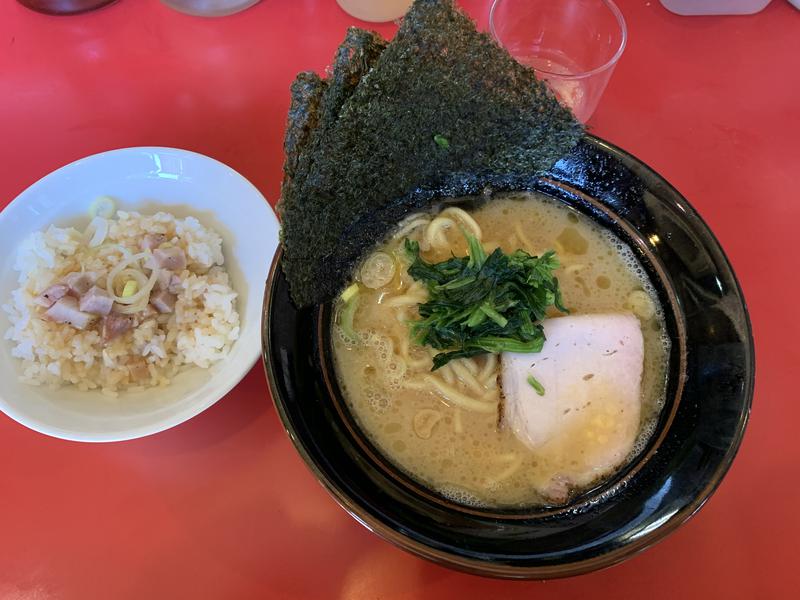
[489, 0, 627, 122]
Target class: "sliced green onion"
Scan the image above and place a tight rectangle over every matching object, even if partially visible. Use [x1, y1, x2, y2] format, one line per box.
[527, 374, 545, 396]
[340, 283, 360, 303]
[121, 280, 138, 298]
[89, 196, 116, 219]
[360, 252, 396, 289]
[339, 295, 360, 339]
[86, 216, 109, 248]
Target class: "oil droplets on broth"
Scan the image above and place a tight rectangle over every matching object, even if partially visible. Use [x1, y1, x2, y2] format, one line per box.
[332, 193, 670, 508]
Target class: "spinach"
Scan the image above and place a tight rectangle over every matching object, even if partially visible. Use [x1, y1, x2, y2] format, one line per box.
[405, 233, 567, 370]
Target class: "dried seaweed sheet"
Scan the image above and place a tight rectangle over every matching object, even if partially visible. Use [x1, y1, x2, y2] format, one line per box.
[278, 28, 387, 217]
[278, 71, 325, 216]
[280, 0, 584, 306]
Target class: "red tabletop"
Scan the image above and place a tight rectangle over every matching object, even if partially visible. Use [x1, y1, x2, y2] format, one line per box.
[1, 1, 798, 598]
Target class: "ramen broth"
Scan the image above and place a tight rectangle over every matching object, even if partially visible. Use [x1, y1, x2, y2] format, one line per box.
[332, 193, 669, 508]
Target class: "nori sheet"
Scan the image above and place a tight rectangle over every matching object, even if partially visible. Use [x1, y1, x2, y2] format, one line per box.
[278, 28, 387, 218]
[278, 71, 325, 217]
[280, 0, 584, 307]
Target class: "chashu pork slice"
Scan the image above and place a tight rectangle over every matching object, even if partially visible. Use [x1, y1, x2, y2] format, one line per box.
[501, 313, 644, 499]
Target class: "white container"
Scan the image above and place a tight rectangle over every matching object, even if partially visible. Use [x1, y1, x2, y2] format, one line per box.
[0, 148, 279, 442]
[660, 0, 771, 14]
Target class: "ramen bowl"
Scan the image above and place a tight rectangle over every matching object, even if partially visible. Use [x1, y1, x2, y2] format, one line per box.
[261, 135, 753, 578]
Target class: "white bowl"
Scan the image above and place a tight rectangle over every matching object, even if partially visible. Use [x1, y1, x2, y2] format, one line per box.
[0, 147, 279, 442]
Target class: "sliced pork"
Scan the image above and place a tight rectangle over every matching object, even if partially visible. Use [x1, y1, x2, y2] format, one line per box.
[102, 313, 137, 342]
[167, 274, 182, 294]
[155, 270, 182, 294]
[43, 297, 94, 329]
[140, 233, 168, 251]
[79, 286, 113, 316]
[152, 247, 186, 271]
[64, 271, 97, 296]
[501, 313, 644, 502]
[34, 284, 69, 308]
[150, 289, 176, 314]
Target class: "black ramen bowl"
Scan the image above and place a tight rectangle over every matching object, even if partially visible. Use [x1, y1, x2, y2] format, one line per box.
[261, 135, 754, 578]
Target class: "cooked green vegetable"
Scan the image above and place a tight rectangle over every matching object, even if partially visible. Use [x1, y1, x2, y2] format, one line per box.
[527, 374, 545, 396]
[338, 284, 361, 339]
[433, 134, 450, 149]
[405, 232, 567, 370]
[340, 282, 360, 303]
[121, 280, 138, 298]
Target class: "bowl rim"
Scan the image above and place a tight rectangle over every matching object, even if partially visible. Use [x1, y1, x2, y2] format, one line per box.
[0, 145, 277, 442]
[262, 134, 754, 577]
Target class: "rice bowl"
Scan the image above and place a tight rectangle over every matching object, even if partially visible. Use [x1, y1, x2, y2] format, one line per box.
[0, 147, 278, 442]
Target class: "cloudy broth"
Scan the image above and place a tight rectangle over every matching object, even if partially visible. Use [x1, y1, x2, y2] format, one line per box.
[332, 193, 669, 508]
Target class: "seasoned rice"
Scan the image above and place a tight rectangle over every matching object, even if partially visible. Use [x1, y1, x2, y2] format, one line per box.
[2, 209, 240, 394]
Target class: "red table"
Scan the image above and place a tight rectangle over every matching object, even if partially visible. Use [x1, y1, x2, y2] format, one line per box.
[1, 1, 798, 598]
